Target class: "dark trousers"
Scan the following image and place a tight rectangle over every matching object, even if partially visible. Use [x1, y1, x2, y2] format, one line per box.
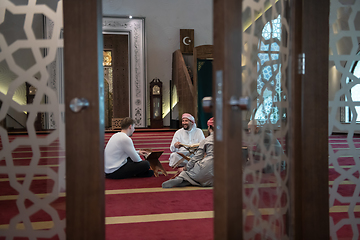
[105, 158, 154, 179]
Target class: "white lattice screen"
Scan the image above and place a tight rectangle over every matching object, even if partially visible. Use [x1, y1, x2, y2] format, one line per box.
[0, 0, 66, 239]
[329, 1, 360, 239]
[242, 0, 290, 239]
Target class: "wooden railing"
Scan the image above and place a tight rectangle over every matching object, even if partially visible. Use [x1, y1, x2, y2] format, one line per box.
[172, 50, 196, 116]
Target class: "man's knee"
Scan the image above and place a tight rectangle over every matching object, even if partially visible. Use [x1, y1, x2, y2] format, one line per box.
[140, 160, 150, 169]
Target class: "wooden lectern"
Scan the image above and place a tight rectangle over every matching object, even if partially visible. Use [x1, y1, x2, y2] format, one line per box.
[143, 150, 167, 177]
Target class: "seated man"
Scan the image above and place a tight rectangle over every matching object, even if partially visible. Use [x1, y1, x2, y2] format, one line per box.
[168, 113, 205, 167]
[104, 117, 154, 179]
[162, 117, 214, 188]
[247, 119, 285, 173]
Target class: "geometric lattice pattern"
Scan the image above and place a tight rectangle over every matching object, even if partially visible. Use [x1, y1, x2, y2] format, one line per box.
[111, 118, 123, 130]
[329, 1, 360, 239]
[242, 0, 290, 239]
[0, 0, 65, 239]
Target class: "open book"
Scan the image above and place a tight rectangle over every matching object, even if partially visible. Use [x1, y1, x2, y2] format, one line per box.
[144, 151, 163, 160]
[179, 143, 200, 149]
[141, 149, 163, 160]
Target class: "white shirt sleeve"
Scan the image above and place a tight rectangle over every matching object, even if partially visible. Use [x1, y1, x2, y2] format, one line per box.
[123, 136, 142, 162]
[196, 129, 205, 142]
[170, 130, 181, 152]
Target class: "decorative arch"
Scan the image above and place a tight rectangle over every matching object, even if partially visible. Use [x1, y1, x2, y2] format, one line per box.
[102, 17, 146, 127]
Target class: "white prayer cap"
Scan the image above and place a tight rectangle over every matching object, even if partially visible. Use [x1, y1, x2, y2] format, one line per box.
[248, 119, 259, 126]
[182, 113, 195, 123]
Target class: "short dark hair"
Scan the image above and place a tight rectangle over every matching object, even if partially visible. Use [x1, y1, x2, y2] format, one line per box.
[121, 117, 135, 130]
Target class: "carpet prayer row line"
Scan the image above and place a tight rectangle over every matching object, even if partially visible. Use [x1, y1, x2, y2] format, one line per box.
[2, 205, 360, 229]
[1, 180, 357, 200]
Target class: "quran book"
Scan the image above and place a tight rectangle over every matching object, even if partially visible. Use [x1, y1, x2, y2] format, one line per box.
[179, 143, 200, 148]
[144, 151, 163, 160]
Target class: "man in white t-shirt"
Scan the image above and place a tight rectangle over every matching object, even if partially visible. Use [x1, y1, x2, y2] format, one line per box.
[104, 117, 153, 179]
[168, 113, 205, 167]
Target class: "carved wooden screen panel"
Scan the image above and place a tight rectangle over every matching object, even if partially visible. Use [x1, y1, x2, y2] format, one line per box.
[0, 0, 66, 239]
[241, 0, 290, 238]
[329, 1, 360, 239]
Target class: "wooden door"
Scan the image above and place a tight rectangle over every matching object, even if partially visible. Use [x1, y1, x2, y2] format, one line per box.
[0, 0, 102, 239]
[213, 0, 329, 239]
[290, 0, 330, 239]
[63, 0, 105, 239]
[0, 0, 105, 239]
[103, 34, 130, 129]
[213, 0, 244, 238]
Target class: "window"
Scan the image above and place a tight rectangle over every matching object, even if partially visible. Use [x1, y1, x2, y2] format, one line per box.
[254, 15, 282, 125]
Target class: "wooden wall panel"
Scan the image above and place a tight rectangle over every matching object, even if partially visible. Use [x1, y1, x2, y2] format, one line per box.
[103, 34, 129, 118]
[180, 29, 194, 55]
[194, 45, 213, 60]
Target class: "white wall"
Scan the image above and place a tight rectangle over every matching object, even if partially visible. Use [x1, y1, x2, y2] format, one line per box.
[103, 0, 213, 126]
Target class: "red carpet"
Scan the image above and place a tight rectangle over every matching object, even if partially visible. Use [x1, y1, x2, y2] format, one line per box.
[106, 219, 214, 240]
[105, 190, 213, 217]
[0, 133, 359, 239]
[103, 132, 214, 239]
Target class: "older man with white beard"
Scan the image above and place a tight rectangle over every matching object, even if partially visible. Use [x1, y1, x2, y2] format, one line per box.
[168, 113, 205, 167]
[163, 117, 215, 188]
